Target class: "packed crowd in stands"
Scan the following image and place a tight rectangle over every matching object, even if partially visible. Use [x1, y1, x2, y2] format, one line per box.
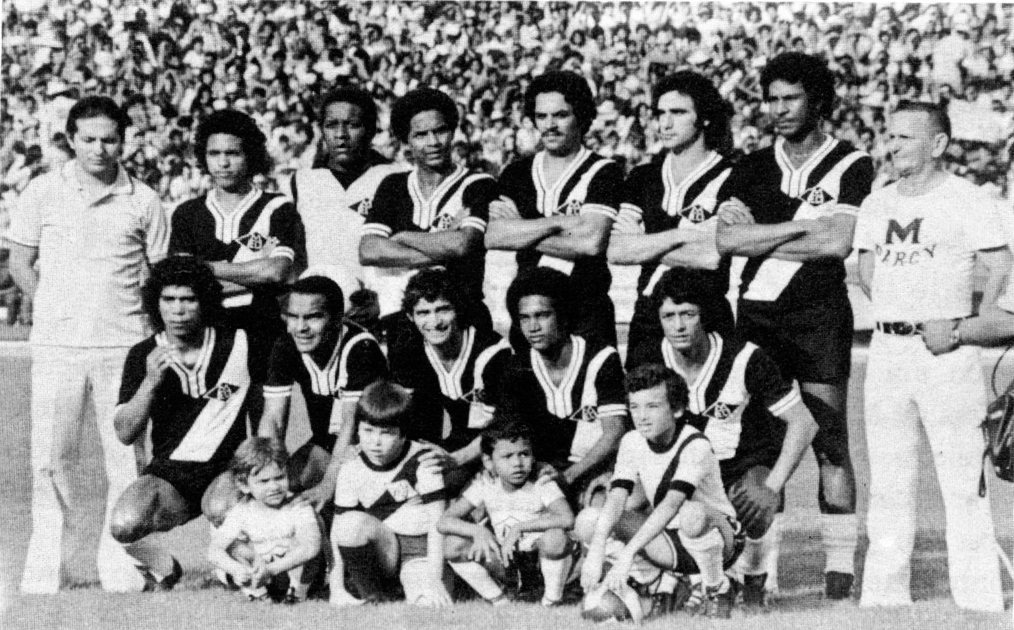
[2, 0, 1014, 309]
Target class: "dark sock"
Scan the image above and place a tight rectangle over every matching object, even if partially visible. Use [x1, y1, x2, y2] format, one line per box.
[338, 543, 386, 601]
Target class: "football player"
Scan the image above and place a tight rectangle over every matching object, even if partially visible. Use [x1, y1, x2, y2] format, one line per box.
[109, 255, 253, 590]
[577, 364, 744, 619]
[628, 268, 819, 610]
[486, 71, 623, 348]
[329, 381, 452, 608]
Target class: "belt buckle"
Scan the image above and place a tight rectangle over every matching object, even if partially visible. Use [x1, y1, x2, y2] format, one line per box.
[895, 322, 915, 335]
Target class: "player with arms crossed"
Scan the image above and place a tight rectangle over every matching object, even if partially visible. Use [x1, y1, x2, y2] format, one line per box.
[628, 269, 819, 610]
[609, 70, 735, 366]
[208, 438, 323, 603]
[256, 275, 388, 511]
[716, 52, 873, 598]
[329, 380, 452, 608]
[170, 109, 305, 418]
[438, 417, 576, 606]
[282, 86, 406, 301]
[486, 71, 623, 347]
[359, 88, 496, 351]
[109, 256, 252, 589]
[854, 102, 1007, 612]
[499, 268, 629, 499]
[394, 268, 513, 490]
[577, 364, 744, 620]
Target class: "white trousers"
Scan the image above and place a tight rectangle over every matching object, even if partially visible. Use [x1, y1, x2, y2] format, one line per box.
[861, 333, 1002, 611]
[20, 346, 144, 593]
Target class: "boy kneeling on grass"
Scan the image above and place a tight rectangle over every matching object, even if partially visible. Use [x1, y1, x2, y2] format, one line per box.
[438, 416, 576, 606]
[208, 437, 323, 603]
[577, 364, 745, 619]
[329, 380, 451, 607]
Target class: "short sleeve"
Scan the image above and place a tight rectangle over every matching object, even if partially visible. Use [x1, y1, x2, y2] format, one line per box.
[835, 155, 875, 213]
[615, 169, 647, 235]
[961, 192, 1009, 252]
[169, 202, 201, 256]
[361, 174, 399, 238]
[852, 192, 881, 251]
[7, 177, 45, 247]
[415, 453, 446, 501]
[593, 349, 628, 419]
[497, 161, 534, 218]
[267, 200, 305, 262]
[744, 347, 803, 417]
[341, 335, 389, 401]
[716, 158, 752, 205]
[581, 160, 622, 219]
[215, 503, 249, 544]
[460, 474, 488, 509]
[609, 433, 639, 492]
[117, 341, 151, 406]
[460, 176, 498, 233]
[476, 339, 512, 412]
[538, 478, 566, 506]
[263, 337, 296, 400]
[333, 459, 361, 509]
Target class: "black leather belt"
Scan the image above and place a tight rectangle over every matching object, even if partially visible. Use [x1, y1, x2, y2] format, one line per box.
[876, 321, 923, 336]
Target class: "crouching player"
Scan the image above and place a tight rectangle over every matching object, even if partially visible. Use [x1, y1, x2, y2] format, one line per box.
[438, 417, 576, 606]
[578, 365, 744, 619]
[329, 380, 451, 607]
[208, 438, 323, 602]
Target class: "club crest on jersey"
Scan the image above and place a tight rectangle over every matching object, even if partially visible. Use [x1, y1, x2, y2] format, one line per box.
[569, 405, 598, 423]
[680, 203, 714, 223]
[204, 383, 241, 402]
[431, 212, 457, 232]
[237, 231, 267, 251]
[386, 480, 418, 502]
[707, 401, 737, 420]
[800, 186, 834, 207]
[352, 198, 372, 218]
[557, 198, 583, 216]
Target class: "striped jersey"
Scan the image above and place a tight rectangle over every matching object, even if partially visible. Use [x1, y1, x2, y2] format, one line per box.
[628, 331, 801, 485]
[498, 148, 623, 299]
[720, 137, 873, 308]
[501, 335, 628, 467]
[117, 327, 251, 463]
[263, 324, 388, 450]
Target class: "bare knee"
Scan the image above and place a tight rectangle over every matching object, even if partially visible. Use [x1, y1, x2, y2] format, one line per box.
[332, 511, 375, 547]
[202, 476, 241, 528]
[537, 529, 570, 559]
[574, 506, 602, 545]
[443, 534, 471, 562]
[676, 502, 708, 539]
[109, 507, 148, 544]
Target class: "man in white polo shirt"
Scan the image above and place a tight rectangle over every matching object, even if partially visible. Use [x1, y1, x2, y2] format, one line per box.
[854, 101, 1007, 612]
[9, 96, 168, 593]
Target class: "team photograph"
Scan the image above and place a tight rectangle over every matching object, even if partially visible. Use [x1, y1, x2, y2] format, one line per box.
[0, 1, 1012, 629]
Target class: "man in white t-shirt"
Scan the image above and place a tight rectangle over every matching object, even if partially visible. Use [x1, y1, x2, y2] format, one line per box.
[854, 101, 1007, 612]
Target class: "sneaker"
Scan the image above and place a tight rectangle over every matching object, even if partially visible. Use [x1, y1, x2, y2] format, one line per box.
[141, 557, 182, 592]
[825, 571, 853, 600]
[283, 587, 306, 605]
[704, 580, 735, 619]
[683, 582, 705, 615]
[741, 573, 768, 612]
[540, 595, 563, 607]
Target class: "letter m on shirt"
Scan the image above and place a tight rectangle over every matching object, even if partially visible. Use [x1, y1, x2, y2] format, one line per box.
[885, 218, 923, 244]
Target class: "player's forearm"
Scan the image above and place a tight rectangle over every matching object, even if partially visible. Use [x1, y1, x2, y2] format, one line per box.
[590, 489, 628, 550]
[564, 418, 625, 486]
[359, 235, 436, 268]
[258, 397, 290, 442]
[451, 438, 482, 468]
[436, 515, 488, 540]
[955, 307, 1014, 346]
[767, 218, 854, 261]
[622, 491, 683, 557]
[536, 215, 611, 259]
[114, 377, 160, 445]
[767, 404, 819, 492]
[208, 542, 250, 578]
[426, 518, 447, 579]
[659, 228, 721, 270]
[716, 222, 807, 257]
[516, 510, 574, 534]
[607, 231, 686, 265]
[266, 536, 321, 576]
[9, 243, 39, 299]
[484, 217, 562, 251]
[392, 229, 481, 262]
[210, 257, 292, 286]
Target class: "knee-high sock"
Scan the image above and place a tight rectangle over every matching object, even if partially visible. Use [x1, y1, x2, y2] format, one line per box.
[735, 513, 780, 582]
[123, 538, 174, 579]
[448, 560, 503, 600]
[540, 554, 572, 602]
[764, 514, 782, 591]
[680, 529, 725, 590]
[820, 513, 857, 575]
[338, 544, 385, 600]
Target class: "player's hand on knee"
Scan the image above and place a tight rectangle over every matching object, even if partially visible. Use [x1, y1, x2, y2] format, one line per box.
[920, 319, 959, 355]
[717, 197, 755, 225]
[500, 524, 523, 566]
[470, 529, 501, 565]
[730, 468, 779, 538]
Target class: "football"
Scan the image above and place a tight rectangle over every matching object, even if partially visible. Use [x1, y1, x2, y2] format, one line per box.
[580, 583, 634, 622]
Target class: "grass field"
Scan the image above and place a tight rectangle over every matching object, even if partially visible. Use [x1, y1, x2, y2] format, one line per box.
[0, 340, 1011, 630]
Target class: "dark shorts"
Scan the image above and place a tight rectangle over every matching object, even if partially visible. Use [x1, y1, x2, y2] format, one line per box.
[737, 300, 853, 384]
[396, 533, 429, 565]
[144, 458, 227, 516]
[661, 518, 745, 575]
